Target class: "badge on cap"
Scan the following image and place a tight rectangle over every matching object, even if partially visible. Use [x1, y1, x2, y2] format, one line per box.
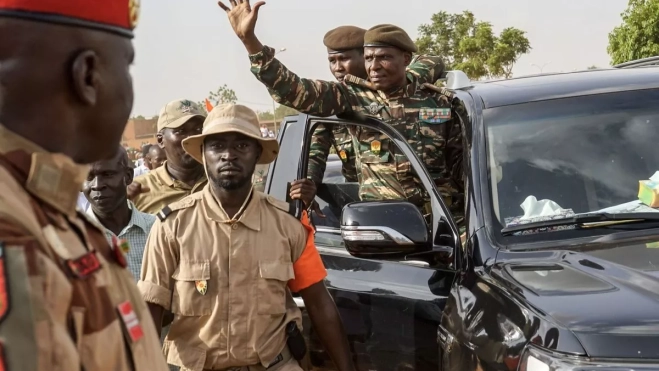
[339, 150, 347, 161]
[419, 108, 451, 124]
[117, 301, 144, 343]
[370, 140, 381, 155]
[129, 0, 141, 28]
[195, 280, 208, 295]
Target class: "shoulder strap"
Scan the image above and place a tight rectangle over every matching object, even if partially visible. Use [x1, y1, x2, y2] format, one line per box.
[156, 196, 198, 221]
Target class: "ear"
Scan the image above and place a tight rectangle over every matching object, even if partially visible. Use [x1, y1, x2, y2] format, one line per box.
[403, 52, 412, 67]
[125, 167, 134, 185]
[157, 132, 165, 148]
[71, 50, 100, 106]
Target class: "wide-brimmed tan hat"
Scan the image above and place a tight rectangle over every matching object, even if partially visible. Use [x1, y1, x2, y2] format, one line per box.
[181, 103, 279, 165]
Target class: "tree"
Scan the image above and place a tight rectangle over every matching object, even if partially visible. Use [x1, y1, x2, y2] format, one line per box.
[608, 0, 659, 65]
[587, 65, 599, 70]
[198, 84, 238, 108]
[416, 11, 531, 80]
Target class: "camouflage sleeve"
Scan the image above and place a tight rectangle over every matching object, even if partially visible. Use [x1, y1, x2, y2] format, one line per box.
[341, 155, 359, 183]
[446, 104, 466, 226]
[407, 55, 445, 85]
[250, 45, 353, 117]
[307, 124, 333, 184]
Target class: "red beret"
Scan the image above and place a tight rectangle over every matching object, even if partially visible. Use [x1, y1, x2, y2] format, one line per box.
[0, 0, 139, 38]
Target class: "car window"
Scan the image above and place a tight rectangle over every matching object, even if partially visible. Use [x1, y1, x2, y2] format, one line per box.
[305, 120, 441, 248]
[485, 88, 659, 239]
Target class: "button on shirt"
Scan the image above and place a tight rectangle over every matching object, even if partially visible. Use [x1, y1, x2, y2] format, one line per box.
[132, 161, 207, 214]
[87, 201, 156, 280]
[138, 186, 327, 370]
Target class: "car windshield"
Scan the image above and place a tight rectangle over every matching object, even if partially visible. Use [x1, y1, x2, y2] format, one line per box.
[485, 88, 659, 238]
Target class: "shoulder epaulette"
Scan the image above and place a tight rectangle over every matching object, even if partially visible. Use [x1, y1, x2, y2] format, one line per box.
[156, 196, 197, 221]
[265, 194, 297, 217]
[343, 74, 377, 91]
[421, 82, 455, 99]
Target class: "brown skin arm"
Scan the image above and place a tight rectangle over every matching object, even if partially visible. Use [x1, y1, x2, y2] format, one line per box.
[290, 179, 326, 218]
[299, 281, 355, 371]
[147, 302, 165, 335]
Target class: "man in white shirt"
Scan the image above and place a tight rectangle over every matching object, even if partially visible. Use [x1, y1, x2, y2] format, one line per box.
[83, 146, 155, 280]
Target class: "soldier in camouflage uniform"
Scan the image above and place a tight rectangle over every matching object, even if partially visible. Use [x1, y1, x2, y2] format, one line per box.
[290, 25, 447, 210]
[220, 0, 464, 222]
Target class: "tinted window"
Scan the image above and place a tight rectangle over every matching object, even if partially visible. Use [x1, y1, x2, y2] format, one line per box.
[485, 89, 659, 237]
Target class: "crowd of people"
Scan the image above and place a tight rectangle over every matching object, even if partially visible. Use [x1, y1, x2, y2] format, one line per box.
[0, 0, 468, 370]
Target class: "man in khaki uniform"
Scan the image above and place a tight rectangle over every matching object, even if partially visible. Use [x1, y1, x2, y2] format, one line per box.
[139, 104, 355, 371]
[0, 1, 168, 370]
[130, 99, 208, 214]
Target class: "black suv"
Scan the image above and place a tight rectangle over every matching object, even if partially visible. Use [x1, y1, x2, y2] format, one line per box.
[261, 65, 659, 371]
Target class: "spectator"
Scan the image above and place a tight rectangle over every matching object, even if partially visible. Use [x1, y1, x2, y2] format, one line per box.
[147, 144, 167, 170]
[83, 146, 155, 280]
[260, 123, 268, 137]
[133, 144, 152, 177]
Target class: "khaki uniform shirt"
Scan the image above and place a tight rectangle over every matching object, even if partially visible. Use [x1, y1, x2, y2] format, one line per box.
[132, 161, 207, 214]
[0, 125, 168, 371]
[138, 185, 327, 371]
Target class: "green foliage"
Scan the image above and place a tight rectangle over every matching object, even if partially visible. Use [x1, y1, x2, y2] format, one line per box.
[416, 11, 531, 80]
[198, 84, 238, 108]
[608, 0, 659, 65]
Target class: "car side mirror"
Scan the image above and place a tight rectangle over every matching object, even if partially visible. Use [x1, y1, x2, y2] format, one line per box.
[341, 201, 431, 259]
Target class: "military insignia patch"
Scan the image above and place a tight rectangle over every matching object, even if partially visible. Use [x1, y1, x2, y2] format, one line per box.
[128, 0, 141, 28]
[111, 236, 127, 269]
[368, 102, 383, 115]
[0, 244, 8, 324]
[370, 140, 381, 155]
[195, 280, 208, 295]
[419, 108, 451, 124]
[117, 301, 144, 343]
[180, 100, 193, 114]
[339, 150, 347, 161]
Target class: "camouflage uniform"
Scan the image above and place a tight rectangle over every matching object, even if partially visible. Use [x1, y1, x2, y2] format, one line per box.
[250, 46, 464, 217]
[309, 54, 446, 186]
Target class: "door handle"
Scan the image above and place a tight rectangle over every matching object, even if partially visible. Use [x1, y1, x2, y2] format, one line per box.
[293, 297, 305, 308]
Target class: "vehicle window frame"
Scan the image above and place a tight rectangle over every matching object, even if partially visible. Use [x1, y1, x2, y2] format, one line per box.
[479, 88, 659, 249]
[301, 115, 461, 265]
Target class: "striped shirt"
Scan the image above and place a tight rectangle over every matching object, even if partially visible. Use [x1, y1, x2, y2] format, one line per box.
[86, 201, 155, 280]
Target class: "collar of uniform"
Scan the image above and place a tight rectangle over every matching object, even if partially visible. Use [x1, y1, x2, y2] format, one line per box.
[0, 125, 88, 218]
[387, 74, 416, 100]
[201, 184, 261, 231]
[151, 161, 176, 187]
[86, 200, 152, 234]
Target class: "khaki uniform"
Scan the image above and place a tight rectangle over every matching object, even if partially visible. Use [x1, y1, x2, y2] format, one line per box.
[138, 185, 327, 371]
[132, 161, 207, 214]
[0, 125, 168, 371]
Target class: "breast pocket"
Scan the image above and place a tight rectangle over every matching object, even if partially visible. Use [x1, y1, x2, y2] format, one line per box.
[418, 120, 448, 172]
[172, 260, 211, 316]
[257, 260, 294, 315]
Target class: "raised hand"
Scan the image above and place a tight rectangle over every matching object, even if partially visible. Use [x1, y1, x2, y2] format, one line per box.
[217, 0, 265, 40]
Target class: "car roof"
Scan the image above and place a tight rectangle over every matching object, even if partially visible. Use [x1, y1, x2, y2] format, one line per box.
[464, 66, 659, 109]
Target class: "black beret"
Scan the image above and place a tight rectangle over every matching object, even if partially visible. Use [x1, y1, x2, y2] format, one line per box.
[323, 26, 367, 54]
[364, 24, 418, 53]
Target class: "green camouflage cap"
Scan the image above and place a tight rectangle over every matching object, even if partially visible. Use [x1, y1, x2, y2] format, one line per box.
[364, 24, 418, 53]
[156, 99, 207, 131]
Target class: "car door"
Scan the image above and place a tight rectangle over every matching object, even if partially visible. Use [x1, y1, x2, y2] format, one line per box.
[297, 117, 459, 371]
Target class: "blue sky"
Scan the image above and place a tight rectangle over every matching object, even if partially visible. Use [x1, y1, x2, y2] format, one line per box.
[129, 0, 628, 116]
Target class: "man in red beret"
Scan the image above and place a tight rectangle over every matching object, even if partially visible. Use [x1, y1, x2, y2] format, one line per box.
[0, 1, 169, 370]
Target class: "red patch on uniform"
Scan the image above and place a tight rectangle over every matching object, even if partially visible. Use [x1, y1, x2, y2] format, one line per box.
[111, 236, 127, 268]
[66, 251, 101, 279]
[0, 340, 5, 371]
[117, 301, 143, 343]
[0, 243, 10, 323]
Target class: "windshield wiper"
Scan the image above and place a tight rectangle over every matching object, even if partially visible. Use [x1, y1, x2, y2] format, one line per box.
[501, 212, 659, 236]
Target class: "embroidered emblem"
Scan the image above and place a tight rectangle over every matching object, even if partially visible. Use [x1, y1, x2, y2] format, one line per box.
[339, 150, 347, 161]
[0, 244, 8, 324]
[128, 0, 141, 28]
[368, 102, 383, 115]
[117, 301, 144, 343]
[419, 108, 451, 124]
[370, 140, 381, 155]
[66, 251, 102, 279]
[195, 280, 208, 295]
[180, 100, 194, 114]
[111, 236, 127, 268]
